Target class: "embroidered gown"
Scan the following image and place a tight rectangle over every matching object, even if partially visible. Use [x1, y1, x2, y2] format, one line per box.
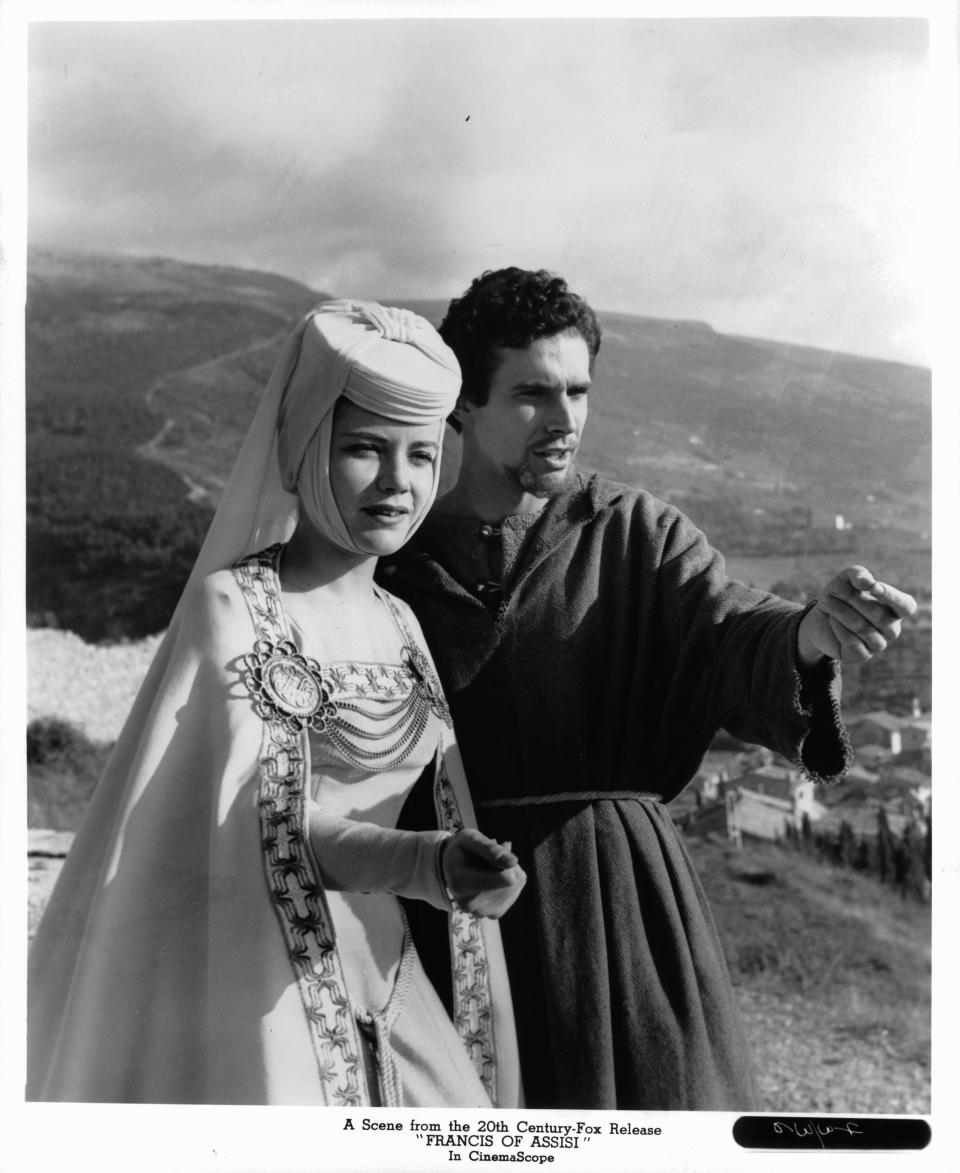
[27, 547, 520, 1106]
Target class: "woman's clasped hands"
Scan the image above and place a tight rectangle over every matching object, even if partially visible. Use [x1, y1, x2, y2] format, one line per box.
[441, 829, 526, 919]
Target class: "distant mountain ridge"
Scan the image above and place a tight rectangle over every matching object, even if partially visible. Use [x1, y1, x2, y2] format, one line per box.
[400, 299, 930, 526]
[25, 249, 931, 640]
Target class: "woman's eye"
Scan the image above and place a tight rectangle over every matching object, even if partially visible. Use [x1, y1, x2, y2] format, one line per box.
[410, 450, 437, 465]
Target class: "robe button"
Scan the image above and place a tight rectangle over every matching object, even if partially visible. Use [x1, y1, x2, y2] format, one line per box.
[479, 524, 494, 539]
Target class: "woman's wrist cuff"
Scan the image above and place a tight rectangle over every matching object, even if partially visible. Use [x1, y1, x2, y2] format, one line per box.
[435, 832, 459, 911]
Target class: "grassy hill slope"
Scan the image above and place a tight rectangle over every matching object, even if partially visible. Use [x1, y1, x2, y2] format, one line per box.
[403, 299, 930, 539]
[26, 249, 326, 638]
[26, 250, 931, 642]
[687, 834, 929, 1112]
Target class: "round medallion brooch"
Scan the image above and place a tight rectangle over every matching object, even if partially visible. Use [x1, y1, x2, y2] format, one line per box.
[241, 638, 338, 734]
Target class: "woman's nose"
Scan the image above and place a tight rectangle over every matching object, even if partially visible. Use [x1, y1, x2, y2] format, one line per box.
[378, 453, 411, 492]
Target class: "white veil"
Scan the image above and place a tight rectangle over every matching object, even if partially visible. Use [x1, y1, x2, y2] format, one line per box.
[27, 301, 521, 1106]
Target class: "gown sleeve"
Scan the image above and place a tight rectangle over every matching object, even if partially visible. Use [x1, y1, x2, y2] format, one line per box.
[306, 807, 453, 911]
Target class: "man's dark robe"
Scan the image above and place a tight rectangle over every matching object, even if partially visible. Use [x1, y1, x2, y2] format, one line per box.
[380, 472, 851, 1110]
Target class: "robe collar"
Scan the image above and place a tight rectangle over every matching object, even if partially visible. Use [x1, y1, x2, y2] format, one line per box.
[379, 471, 629, 609]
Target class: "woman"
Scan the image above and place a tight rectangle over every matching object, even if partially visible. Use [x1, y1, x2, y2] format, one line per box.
[27, 301, 525, 1107]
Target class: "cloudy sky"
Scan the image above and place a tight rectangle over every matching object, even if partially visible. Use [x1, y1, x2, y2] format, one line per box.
[26, 14, 930, 363]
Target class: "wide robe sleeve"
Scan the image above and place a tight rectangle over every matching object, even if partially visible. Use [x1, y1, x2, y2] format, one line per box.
[641, 500, 852, 785]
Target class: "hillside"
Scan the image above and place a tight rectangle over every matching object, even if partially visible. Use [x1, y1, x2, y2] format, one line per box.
[26, 249, 327, 638]
[25, 249, 931, 642]
[687, 834, 929, 1113]
[403, 300, 931, 535]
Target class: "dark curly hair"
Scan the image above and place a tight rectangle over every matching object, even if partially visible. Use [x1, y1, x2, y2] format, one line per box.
[439, 268, 602, 420]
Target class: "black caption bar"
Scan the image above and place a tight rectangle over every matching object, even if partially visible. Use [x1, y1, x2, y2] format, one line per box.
[733, 1116, 930, 1151]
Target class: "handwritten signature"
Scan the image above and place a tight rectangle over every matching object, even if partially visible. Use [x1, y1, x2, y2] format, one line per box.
[772, 1120, 864, 1148]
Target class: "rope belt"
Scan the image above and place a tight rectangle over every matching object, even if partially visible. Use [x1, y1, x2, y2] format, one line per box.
[476, 790, 663, 807]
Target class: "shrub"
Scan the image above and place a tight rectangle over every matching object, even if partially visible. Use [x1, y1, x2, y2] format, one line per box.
[27, 718, 113, 832]
[27, 717, 95, 767]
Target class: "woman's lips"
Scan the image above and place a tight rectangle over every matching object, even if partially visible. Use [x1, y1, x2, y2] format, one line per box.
[361, 504, 411, 524]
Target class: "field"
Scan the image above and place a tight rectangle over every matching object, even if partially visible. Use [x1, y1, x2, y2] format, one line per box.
[686, 836, 930, 1113]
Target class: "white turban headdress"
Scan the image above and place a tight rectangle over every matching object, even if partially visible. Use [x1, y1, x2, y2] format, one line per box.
[191, 299, 460, 577]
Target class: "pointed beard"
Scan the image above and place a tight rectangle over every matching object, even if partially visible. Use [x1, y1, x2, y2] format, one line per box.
[516, 460, 576, 499]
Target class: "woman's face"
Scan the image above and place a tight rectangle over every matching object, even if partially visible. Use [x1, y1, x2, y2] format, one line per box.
[329, 399, 441, 556]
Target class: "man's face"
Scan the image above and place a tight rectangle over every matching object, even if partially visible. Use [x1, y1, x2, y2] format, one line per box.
[459, 329, 591, 512]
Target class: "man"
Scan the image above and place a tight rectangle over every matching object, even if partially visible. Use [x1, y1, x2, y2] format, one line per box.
[380, 267, 917, 1110]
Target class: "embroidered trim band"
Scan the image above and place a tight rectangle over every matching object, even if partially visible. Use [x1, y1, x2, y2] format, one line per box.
[435, 759, 499, 1102]
[234, 545, 369, 1106]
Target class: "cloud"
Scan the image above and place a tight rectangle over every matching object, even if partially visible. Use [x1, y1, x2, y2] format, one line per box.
[27, 17, 929, 362]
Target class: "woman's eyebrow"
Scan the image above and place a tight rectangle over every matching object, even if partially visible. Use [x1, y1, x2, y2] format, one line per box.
[339, 430, 439, 449]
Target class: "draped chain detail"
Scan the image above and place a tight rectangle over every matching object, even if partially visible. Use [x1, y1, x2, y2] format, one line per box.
[313, 613, 452, 770]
